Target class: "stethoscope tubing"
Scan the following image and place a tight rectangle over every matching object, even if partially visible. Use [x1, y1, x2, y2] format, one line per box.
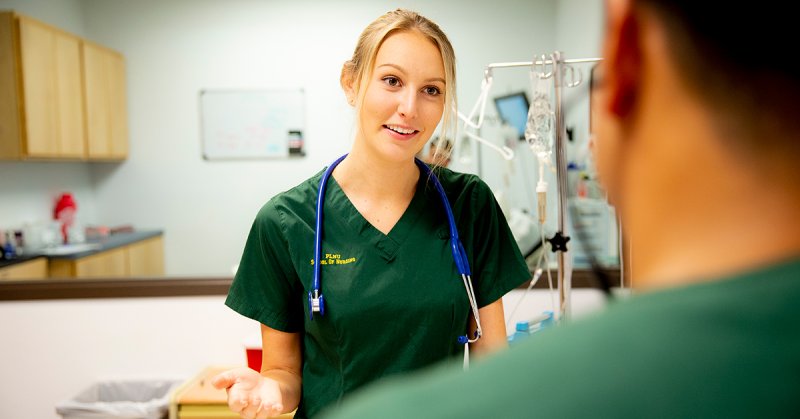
[310, 154, 481, 344]
[312, 154, 348, 294]
[414, 159, 472, 277]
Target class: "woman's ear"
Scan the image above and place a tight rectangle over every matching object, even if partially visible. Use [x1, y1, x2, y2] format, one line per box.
[340, 65, 356, 106]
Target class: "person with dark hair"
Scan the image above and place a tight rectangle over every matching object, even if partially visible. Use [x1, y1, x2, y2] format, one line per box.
[423, 136, 453, 167]
[322, 1, 800, 417]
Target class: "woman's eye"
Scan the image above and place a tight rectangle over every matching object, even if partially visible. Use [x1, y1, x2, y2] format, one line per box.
[383, 76, 400, 87]
[424, 86, 442, 96]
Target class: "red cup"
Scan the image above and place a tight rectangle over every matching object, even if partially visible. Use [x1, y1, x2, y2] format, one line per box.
[246, 347, 263, 372]
[244, 333, 262, 372]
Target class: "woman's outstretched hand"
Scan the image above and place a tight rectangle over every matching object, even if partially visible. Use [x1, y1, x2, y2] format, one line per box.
[211, 367, 285, 419]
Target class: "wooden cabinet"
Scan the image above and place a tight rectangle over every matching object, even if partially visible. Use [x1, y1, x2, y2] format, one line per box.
[0, 258, 48, 280]
[127, 236, 165, 277]
[78, 247, 128, 278]
[0, 11, 128, 161]
[0, 12, 85, 159]
[83, 41, 128, 159]
[49, 236, 165, 279]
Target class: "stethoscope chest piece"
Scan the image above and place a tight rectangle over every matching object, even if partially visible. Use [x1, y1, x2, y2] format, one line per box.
[308, 290, 324, 319]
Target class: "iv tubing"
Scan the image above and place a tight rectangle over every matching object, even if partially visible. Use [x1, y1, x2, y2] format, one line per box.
[457, 72, 493, 131]
[504, 225, 558, 330]
[464, 131, 515, 160]
[505, 265, 544, 331]
[536, 156, 548, 225]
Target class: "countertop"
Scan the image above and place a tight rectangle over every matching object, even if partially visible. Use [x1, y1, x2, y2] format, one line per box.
[0, 254, 45, 269]
[0, 230, 163, 268]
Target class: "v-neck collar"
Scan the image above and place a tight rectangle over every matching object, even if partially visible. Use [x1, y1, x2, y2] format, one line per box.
[325, 170, 427, 262]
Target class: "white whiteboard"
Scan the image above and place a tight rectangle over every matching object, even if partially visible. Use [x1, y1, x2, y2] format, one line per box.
[199, 89, 305, 160]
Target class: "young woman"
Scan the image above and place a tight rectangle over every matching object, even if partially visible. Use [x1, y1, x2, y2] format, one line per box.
[212, 9, 529, 419]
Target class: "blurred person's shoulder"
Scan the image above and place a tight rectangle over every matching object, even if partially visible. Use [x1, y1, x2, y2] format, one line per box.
[325, 257, 800, 419]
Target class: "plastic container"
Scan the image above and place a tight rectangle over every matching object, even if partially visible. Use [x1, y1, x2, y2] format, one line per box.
[508, 311, 554, 346]
[2, 230, 16, 260]
[54, 193, 77, 244]
[55, 380, 180, 419]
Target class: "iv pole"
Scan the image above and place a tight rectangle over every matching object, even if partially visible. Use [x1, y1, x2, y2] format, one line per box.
[552, 51, 571, 320]
[483, 53, 603, 321]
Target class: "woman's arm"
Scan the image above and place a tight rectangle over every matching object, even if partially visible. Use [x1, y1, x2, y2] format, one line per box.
[260, 323, 303, 412]
[468, 298, 508, 357]
[212, 324, 302, 417]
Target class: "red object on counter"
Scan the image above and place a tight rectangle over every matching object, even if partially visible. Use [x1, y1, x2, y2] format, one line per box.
[246, 348, 263, 372]
[54, 193, 77, 244]
[244, 333, 263, 371]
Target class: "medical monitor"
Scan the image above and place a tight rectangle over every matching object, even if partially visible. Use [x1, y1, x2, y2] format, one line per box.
[494, 92, 530, 140]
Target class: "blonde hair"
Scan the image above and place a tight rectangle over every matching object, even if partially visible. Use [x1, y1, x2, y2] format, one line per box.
[341, 9, 457, 148]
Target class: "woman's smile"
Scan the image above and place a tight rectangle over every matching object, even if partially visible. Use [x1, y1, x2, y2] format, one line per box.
[383, 124, 420, 140]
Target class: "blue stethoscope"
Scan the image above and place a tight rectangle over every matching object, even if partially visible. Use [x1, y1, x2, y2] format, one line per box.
[308, 154, 483, 345]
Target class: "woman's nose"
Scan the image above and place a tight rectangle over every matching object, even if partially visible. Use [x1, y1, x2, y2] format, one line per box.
[397, 90, 418, 119]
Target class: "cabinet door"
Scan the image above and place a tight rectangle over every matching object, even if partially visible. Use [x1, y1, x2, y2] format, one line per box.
[108, 51, 128, 157]
[84, 42, 127, 160]
[128, 236, 165, 277]
[0, 258, 48, 280]
[18, 17, 84, 158]
[53, 31, 85, 157]
[74, 247, 128, 278]
[18, 17, 57, 156]
[0, 12, 23, 159]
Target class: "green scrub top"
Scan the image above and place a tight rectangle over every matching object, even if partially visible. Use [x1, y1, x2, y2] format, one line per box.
[225, 165, 530, 418]
[323, 257, 800, 419]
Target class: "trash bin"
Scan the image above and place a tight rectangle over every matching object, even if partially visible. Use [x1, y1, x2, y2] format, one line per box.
[56, 380, 181, 419]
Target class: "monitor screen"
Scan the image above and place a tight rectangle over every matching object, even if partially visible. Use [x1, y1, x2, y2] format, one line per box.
[494, 92, 530, 140]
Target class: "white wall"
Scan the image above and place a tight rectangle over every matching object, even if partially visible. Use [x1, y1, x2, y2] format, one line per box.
[555, 0, 604, 166]
[0, 0, 86, 36]
[0, 0, 98, 229]
[0, 296, 257, 419]
[0, 162, 98, 231]
[77, 0, 559, 276]
[556, 0, 604, 59]
[1, 0, 558, 275]
[0, 292, 605, 419]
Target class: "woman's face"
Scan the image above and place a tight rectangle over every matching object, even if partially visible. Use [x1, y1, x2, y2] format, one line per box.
[354, 30, 446, 164]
